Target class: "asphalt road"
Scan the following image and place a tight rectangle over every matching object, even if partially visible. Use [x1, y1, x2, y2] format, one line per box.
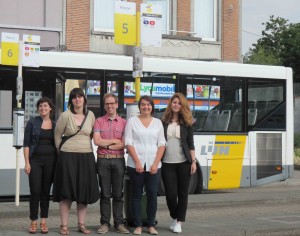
[1, 171, 300, 235]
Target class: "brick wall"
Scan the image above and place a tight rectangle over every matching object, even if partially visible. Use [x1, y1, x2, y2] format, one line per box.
[66, 0, 90, 51]
[177, 0, 191, 36]
[65, 0, 241, 62]
[222, 0, 240, 62]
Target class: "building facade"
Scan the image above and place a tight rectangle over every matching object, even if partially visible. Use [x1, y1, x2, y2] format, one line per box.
[0, 0, 242, 125]
[65, 0, 241, 62]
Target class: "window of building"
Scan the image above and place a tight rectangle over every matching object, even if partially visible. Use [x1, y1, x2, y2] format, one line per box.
[193, 0, 217, 41]
[94, 0, 170, 34]
[94, 0, 115, 32]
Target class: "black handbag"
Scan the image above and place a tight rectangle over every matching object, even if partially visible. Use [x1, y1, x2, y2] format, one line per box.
[59, 111, 89, 150]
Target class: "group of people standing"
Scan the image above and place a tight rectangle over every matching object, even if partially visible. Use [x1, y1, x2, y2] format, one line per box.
[23, 87, 197, 235]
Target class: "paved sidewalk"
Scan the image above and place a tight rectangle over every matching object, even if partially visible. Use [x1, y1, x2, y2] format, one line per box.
[1, 170, 300, 235]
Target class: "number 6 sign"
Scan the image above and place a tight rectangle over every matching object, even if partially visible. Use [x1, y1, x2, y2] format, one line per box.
[1, 32, 19, 66]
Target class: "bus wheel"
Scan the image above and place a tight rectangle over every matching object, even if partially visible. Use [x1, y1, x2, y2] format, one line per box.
[194, 164, 203, 194]
[188, 171, 198, 194]
[157, 177, 165, 196]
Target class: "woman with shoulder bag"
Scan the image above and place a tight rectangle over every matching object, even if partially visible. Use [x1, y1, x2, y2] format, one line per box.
[53, 88, 99, 235]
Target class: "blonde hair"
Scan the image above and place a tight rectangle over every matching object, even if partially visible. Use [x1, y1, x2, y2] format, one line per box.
[162, 93, 193, 126]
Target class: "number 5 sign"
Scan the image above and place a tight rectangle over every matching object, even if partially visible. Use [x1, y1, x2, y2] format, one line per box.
[1, 32, 19, 66]
[114, 1, 136, 46]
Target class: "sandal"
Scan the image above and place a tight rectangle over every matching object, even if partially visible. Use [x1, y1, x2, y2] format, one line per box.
[78, 223, 91, 234]
[29, 221, 37, 234]
[40, 222, 48, 234]
[60, 225, 69, 235]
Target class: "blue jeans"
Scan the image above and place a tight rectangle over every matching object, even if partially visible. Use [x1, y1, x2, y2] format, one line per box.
[97, 158, 126, 228]
[127, 166, 161, 227]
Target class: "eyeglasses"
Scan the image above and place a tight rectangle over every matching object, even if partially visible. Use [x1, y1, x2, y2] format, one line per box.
[105, 102, 116, 106]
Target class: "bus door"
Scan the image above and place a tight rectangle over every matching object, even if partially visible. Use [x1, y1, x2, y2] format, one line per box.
[62, 70, 103, 118]
[247, 78, 288, 186]
[181, 75, 251, 190]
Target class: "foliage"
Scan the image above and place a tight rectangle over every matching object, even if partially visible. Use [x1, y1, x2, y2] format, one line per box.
[243, 16, 300, 82]
[295, 133, 300, 149]
[243, 47, 281, 65]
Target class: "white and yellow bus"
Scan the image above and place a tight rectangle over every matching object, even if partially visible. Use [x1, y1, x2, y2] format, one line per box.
[0, 51, 294, 197]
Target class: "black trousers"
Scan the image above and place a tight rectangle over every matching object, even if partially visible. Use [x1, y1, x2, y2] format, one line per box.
[161, 161, 191, 222]
[97, 158, 126, 228]
[29, 154, 56, 220]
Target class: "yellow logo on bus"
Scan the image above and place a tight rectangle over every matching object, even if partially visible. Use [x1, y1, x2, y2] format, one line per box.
[208, 135, 247, 190]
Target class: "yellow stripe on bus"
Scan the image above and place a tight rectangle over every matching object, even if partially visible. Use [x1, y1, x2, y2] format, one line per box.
[208, 135, 247, 190]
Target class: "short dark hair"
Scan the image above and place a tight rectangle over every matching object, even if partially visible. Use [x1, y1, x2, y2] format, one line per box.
[68, 88, 87, 114]
[138, 95, 154, 116]
[36, 97, 55, 118]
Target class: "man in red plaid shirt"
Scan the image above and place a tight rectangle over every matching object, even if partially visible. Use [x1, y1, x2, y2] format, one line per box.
[93, 93, 129, 234]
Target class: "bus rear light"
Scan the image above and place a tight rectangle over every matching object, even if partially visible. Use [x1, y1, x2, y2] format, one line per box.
[276, 166, 282, 171]
[211, 170, 217, 174]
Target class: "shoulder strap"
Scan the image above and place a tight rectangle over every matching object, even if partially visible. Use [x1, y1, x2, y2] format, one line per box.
[78, 110, 89, 129]
[59, 111, 89, 149]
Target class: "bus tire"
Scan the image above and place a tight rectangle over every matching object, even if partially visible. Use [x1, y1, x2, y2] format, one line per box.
[188, 170, 198, 194]
[194, 163, 203, 194]
[157, 177, 165, 196]
[158, 164, 201, 196]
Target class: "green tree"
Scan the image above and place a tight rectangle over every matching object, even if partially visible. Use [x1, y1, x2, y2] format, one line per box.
[243, 16, 300, 82]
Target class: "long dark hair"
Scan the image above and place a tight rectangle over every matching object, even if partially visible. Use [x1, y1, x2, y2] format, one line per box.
[36, 97, 55, 119]
[68, 88, 87, 114]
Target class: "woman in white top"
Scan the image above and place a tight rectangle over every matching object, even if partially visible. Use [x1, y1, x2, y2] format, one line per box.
[125, 95, 166, 235]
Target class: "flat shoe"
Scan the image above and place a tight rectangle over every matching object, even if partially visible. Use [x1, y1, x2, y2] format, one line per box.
[29, 221, 37, 234]
[78, 223, 91, 234]
[148, 227, 158, 235]
[133, 227, 142, 235]
[40, 222, 48, 234]
[60, 225, 69, 235]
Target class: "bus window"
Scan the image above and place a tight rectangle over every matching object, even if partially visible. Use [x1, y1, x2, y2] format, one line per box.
[248, 79, 284, 129]
[124, 73, 176, 119]
[185, 76, 244, 132]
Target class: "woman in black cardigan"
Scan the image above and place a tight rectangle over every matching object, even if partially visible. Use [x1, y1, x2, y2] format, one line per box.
[161, 93, 197, 234]
[23, 97, 57, 234]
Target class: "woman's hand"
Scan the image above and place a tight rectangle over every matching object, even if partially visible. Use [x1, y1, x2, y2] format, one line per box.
[135, 160, 144, 173]
[24, 163, 31, 175]
[149, 163, 158, 175]
[190, 162, 197, 175]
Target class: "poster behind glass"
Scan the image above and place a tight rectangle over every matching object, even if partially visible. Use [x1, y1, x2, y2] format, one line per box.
[124, 82, 175, 98]
[186, 84, 220, 111]
[186, 84, 220, 99]
[107, 81, 118, 95]
[86, 80, 101, 95]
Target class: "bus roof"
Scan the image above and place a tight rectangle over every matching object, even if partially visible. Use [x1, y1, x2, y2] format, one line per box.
[0, 50, 290, 80]
[39, 51, 291, 80]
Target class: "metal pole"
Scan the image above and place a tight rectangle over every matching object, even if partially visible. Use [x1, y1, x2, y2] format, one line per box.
[134, 11, 141, 102]
[15, 40, 23, 206]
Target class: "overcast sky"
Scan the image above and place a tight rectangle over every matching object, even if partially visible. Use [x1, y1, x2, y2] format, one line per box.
[242, 0, 300, 55]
